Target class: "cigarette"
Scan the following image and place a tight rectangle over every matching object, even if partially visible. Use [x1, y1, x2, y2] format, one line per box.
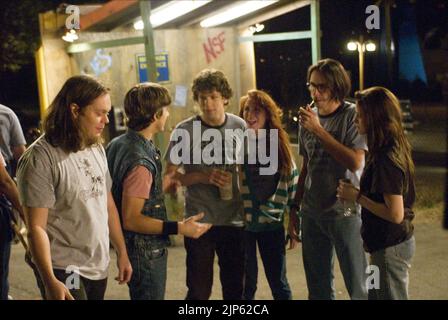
[299, 100, 315, 114]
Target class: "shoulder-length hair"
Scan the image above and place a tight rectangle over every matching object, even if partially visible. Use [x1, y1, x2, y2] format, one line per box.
[124, 82, 171, 131]
[44, 75, 108, 153]
[239, 89, 294, 176]
[355, 86, 415, 178]
[307, 58, 351, 102]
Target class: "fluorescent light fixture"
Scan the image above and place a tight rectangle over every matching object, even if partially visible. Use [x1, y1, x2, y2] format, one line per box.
[365, 42, 376, 52]
[200, 1, 279, 28]
[134, 0, 212, 30]
[347, 41, 358, 51]
[62, 29, 79, 42]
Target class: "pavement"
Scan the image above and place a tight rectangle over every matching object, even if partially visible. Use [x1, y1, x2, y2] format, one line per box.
[8, 220, 448, 300]
[7, 112, 448, 300]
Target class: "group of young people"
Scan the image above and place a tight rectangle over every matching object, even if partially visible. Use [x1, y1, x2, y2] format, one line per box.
[3, 57, 415, 301]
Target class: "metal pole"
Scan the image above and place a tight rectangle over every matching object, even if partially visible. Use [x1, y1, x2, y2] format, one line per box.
[139, 1, 164, 149]
[139, 0, 157, 82]
[358, 35, 364, 91]
[310, 0, 321, 64]
[385, 0, 393, 87]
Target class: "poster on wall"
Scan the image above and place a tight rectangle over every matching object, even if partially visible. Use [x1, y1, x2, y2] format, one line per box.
[136, 53, 170, 83]
[174, 85, 188, 107]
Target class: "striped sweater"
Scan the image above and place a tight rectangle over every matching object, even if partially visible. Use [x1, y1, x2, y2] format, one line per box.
[241, 162, 299, 232]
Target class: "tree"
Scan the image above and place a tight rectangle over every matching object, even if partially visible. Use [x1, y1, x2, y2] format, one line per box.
[0, 0, 106, 73]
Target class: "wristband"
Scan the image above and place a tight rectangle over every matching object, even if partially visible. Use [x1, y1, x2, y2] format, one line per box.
[162, 221, 178, 235]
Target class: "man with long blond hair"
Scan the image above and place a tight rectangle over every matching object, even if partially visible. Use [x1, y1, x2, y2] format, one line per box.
[16, 75, 132, 300]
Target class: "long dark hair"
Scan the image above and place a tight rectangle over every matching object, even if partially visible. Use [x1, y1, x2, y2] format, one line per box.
[239, 89, 294, 175]
[355, 86, 415, 179]
[307, 58, 351, 102]
[44, 75, 108, 152]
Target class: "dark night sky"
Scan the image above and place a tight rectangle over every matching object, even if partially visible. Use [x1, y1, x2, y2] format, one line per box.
[255, 0, 447, 107]
[0, 0, 446, 134]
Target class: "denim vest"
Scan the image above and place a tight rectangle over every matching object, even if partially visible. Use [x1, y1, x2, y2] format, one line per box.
[106, 130, 169, 250]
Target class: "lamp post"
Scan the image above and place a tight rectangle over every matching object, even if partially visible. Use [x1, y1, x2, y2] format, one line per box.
[347, 35, 376, 91]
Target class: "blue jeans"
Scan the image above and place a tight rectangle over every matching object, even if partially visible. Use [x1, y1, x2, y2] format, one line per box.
[244, 227, 292, 300]
[368, 236, 415, 300]
[125, 235, 168, 300]
[302, 214, 368, 300]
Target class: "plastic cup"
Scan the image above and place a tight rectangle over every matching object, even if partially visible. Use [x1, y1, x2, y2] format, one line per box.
[339, 178, 356, 217]
[219, 171, 233, 200]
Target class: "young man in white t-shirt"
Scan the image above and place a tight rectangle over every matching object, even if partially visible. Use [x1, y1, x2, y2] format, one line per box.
[17, 75, 132, 300]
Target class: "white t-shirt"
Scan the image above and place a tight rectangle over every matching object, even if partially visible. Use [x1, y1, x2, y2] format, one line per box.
[17, 136, 111, 280]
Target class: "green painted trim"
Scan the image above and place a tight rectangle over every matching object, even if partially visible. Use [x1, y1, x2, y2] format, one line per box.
[66, 36, 145, 53]
[139, 1, 165, 150]
[238, 31, 312, 43]
[310, 0, 321, 63]
[139, 0, 157, 83]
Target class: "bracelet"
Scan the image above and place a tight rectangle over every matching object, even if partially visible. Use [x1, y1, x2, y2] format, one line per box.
[162, 221, 178, 235]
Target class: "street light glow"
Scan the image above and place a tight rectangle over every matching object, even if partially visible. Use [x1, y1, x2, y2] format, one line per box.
[345, 36, 376, 90]
[365, 42, 376, 52]
[347, 41, 358, 51]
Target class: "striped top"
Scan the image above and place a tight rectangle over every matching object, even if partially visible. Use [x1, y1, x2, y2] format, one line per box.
[241, 162, 299, 232]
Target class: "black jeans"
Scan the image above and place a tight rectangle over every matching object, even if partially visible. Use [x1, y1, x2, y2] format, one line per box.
[184, 226, 245, 300]
[53, 269, 107, 300]
[0, 200, 13, 300]
[243, 227, 292, 300]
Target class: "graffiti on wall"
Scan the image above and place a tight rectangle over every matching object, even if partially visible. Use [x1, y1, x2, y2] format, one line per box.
[89, 49, 112, 76]
[203, 31, 225, 64]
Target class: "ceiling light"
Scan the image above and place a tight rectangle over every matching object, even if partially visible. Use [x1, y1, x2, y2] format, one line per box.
[133, 20, 144, 30]
[134, 0, 212, 30]
[248, 23, 264, 34]
[200, 1, 278, 28]
[62, 29, 79, 42]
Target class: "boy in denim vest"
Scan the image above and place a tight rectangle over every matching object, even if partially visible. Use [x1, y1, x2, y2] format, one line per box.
[107, 83, 211, 300]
